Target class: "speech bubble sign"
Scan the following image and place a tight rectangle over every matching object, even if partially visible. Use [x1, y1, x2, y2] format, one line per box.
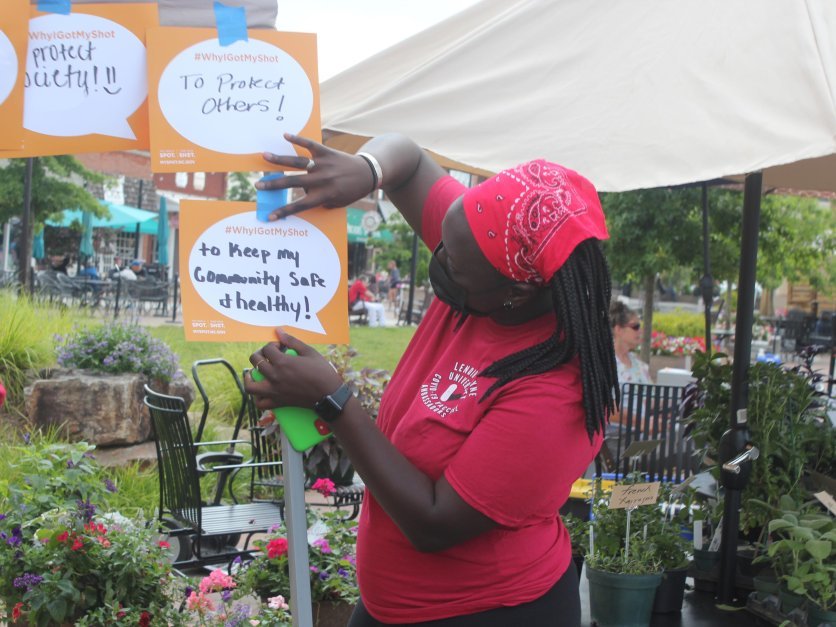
[0, 30, 18, 107]
[188, 212, 339, 334]
[157, 38, 313, 155]
[23, 13, 147, 139]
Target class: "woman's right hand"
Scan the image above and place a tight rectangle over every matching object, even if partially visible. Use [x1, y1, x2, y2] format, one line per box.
[257, 133, 376, 220]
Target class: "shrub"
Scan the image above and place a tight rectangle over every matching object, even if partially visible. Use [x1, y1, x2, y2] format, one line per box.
[55, 322, 179, 382]
[0, 290, 88, 414]
[652, 310, 705, 338]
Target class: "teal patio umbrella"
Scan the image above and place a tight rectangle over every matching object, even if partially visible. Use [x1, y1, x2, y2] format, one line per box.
[32, 228, 45, 260]
[47, 201, 158, 230]
[156, 197, 169, 266]
[79, 211, 94, 258]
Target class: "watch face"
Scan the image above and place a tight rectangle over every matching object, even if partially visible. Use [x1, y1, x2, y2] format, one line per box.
[315, 385, 351, 423]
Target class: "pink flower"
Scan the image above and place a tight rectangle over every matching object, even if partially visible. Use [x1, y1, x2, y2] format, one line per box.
[199, 569, 236, 594]
[158, 540, 171, 549]
[312, 538, 332, 553]
[268, 595, 289, 610]
[266, 537, 288, 559]
[186, 591, 215, 613]
[312, 478, 336, 497]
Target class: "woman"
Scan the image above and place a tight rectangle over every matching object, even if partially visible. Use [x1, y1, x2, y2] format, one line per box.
[609, 301, 652, 386]
[245, 133, 618, 626]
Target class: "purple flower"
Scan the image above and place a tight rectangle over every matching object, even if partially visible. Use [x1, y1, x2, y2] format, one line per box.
[103, 478, 118, 493]
[184, 585, 194, 598]
[76, 498, 96, 522]
[338, 568, 349, 578]
[224, 603, 251, 627]
[318, 571, 330, 581]
[22, 433, 30, 445]
[6, 526, 22, 547]
[66, 460, 75, 469]
[0, 513, 6, 521]
[221, 589, 232, 602]
[13, 573, 43, 591]
[232, 555, 242, 566]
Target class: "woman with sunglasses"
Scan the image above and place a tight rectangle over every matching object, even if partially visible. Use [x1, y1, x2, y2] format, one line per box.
[609, 301, 652, 386]
[245, 132, 619, 627]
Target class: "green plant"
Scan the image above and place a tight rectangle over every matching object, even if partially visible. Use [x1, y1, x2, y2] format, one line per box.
[762, 495, 836, 611]
[681, 351, 834, 534]
[303, 345, 390, 483]
[0, 290, 88, 414]
[652, 310, 705, 338]
[562, 512, 590, 557]
[586, 477, 664, 575]
[237, 510, 359, 606]
[0, 505, 179, 626]
[55, 322, 179, 382]
[646, 484, 693, 570]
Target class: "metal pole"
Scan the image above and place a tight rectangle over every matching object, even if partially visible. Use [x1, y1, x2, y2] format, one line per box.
[700, 182, 713, 357]
[717, 171, 762, 604]
[134, 179, 144, 260]
[114, 275, 122, 320]
[171, 272, 179, 322]
[280, 433, 313, 627]
[406, 232, 418, 324]
[20, 158, 34, 296]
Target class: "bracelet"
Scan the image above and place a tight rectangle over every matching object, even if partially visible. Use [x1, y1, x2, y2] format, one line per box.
[356, 151, 383, 192]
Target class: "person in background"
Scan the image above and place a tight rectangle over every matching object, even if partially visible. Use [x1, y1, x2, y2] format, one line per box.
[49, 253, 71, 274]
[108, 256, 124, 279]
[129, 259, 147, 279]
[610, 301, 652, 385]
[79, 261, 100, 280]
[349, 275, 387, 327]
[245, 132, 617, 626]
[387, 259, 401, 310]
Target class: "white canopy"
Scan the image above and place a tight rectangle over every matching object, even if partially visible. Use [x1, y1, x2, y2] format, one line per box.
[322, 0, 836, 192]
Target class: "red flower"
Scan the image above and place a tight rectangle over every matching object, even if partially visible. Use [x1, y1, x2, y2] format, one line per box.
[312, 478, 336, 497]
[56, 531, 69, 543]
[71, 537, 84, 551]
[138, 610, 151, 627]
[266, 537, 288, 559]
[158, 540, 171, 549]
[11, 602, 23, 623]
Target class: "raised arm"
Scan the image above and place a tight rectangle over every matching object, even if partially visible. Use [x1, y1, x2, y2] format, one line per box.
[258, 132, 447, 238]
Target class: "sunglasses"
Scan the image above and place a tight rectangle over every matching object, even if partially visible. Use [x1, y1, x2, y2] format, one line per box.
[628, 322, 641, 331]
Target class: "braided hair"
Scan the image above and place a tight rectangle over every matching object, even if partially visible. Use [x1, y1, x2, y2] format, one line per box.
[479, 239, 619, 440]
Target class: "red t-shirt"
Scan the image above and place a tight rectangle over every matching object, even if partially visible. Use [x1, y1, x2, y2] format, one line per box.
[349, 280, 372, 304]
[356, 176, 602, 623]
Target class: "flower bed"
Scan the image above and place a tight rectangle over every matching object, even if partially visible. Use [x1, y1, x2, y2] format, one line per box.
[650, 331, 706, 356]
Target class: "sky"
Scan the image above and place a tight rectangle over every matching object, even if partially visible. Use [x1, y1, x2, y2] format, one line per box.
[275, 0, 483, 80]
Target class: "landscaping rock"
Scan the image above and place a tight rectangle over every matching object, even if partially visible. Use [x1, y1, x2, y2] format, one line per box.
[24, 368, 194, 446]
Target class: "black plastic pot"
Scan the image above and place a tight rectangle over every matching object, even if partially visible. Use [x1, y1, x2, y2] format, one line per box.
[652, 567, 688, 613]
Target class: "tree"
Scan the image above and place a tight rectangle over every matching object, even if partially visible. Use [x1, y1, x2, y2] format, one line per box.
[226, 171, 259, 202]
[0, 156, 105, 288]
[601, 187, 702, 361]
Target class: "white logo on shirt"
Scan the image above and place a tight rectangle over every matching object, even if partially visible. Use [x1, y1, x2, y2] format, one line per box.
[420, 361, 479, 417]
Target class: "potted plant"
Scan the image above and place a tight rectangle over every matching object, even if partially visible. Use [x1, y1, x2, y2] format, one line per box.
[303, 345, 389, 486]
[562, 512, 589, 579]
[236, 510, 359, 626]
[585, 477, 663, 627]
[762, 495, 836, 624]
[681, 351, 834, 540]
[647, 484, 693, 613]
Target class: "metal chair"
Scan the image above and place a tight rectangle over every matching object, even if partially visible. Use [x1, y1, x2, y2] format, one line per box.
[602, 383, 698, 483]
[144, 385, 284, 569]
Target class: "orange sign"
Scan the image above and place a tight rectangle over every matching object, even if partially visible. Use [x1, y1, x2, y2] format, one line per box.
[0, 0, 28, 150]
[178, 200, 348, 344]
[3, 3, 157, 158]
[147, 28, 321, 173]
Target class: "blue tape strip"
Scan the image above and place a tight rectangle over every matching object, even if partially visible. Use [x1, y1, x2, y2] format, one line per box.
[213, 1, 248, 47]
[37, 0, 71, 14]
[256, 173, 290, 222]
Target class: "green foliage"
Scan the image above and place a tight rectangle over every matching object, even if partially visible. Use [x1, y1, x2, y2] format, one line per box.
[562, 512, 590, 557]
[226, 171, 259, 202]
[681, 351, 835, 533]
[763, 496, 836, 610]
[0, 290, 89, 414]
[0, 157, 106, 226]
[0, 507, 180, 626]
[56, 322, 179, 383]
[586, 476, 664, 575]
[237, 510, 359, 605]
[651, 310, 705, 338]
[304, 345, 391, 482]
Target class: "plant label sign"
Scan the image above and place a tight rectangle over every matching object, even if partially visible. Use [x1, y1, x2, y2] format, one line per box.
[609, 482, 661, 510]
[0, 0, 28, 149]
[6, 3, 157, 157]
[178, 200, 348, 344]
[814, 491, 836, 517]
[147, 28, 321, 173]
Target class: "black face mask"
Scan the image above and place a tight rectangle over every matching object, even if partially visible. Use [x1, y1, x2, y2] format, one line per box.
[428, 242, 508, 317]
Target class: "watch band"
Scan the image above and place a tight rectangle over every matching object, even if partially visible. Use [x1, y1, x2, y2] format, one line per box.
[313, 383, 352, 423]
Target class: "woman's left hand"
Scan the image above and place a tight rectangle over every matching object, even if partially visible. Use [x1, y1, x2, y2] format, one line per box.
[245, 329, 344, 411]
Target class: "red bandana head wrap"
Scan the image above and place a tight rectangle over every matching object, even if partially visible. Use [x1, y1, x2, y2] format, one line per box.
[462, 159, 609, 285]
